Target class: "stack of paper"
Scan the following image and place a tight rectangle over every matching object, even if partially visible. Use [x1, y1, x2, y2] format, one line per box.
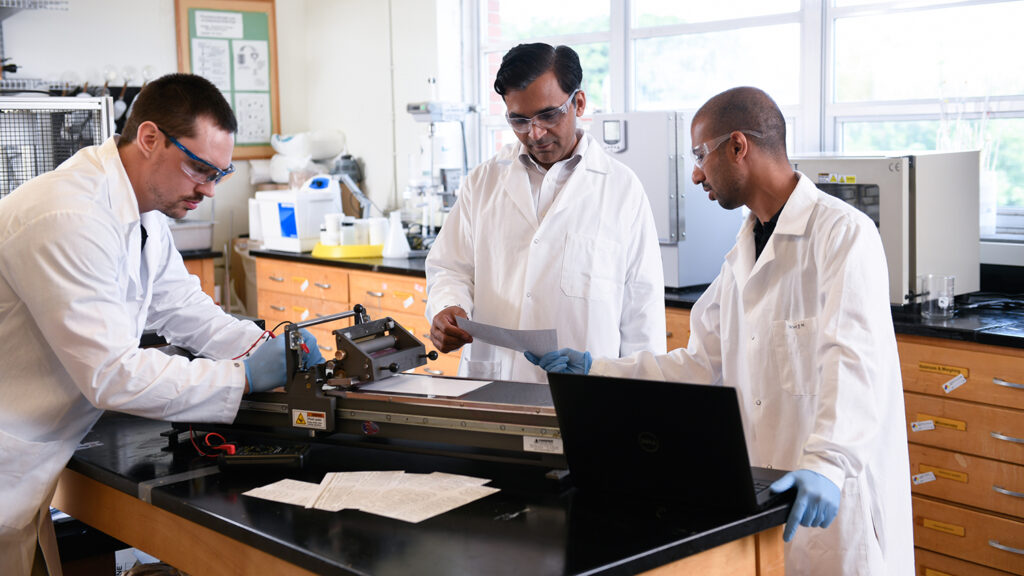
[243, 471, 499, 524]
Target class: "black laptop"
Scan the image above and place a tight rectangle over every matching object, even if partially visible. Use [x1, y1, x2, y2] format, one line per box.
[547, 372, 792, 514]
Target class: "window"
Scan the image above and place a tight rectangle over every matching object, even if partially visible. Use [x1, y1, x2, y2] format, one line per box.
[470, 0, 1024, 242]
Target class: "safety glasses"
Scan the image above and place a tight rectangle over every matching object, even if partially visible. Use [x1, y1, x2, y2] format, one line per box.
[505, 89, 580, 134]
[157, 126, 235, 185]
[692, 130, 763, 168]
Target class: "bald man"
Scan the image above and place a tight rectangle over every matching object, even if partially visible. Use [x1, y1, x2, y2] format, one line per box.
[529, 87, 914, 575]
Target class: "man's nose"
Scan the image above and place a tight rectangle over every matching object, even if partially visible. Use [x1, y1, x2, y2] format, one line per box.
[692, 165, 705, 185]
[528, 121, 547, 140]
[196, 181, 216, 198]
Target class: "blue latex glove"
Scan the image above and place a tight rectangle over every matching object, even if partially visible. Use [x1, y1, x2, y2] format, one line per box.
[244, 329, 323, 393]
[769, 469, 841, 542]
[524, 348, 592, 374]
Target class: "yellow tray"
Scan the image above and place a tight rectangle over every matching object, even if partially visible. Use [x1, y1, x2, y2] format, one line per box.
[311, 243, 383, 259]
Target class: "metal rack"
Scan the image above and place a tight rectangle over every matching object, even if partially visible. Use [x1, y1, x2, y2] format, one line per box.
[0, 96, 113, 198]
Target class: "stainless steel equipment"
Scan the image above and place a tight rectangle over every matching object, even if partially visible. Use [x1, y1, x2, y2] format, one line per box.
[591, 111, 744, 288]
[790, 151, 980, 305]
[0, 96, 114, 198]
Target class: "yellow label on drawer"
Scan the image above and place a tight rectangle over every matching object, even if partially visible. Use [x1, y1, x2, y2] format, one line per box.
[924, 569, 954, 576]
[919, 362, 969, 379]
[922, 518, 966, 537]
[916, 413, 967, 431]
[920, 464, 968, 483]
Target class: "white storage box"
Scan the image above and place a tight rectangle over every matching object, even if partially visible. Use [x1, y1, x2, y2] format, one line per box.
[255, 189, 340, 253]
[168, 219, 214, 251]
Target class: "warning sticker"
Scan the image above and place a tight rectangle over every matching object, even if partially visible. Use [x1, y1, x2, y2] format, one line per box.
[523, 436, 564, 455]
[293, 409, 327, 430]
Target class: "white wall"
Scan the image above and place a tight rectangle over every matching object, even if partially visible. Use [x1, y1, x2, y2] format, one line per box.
[3, 0, 461, 283]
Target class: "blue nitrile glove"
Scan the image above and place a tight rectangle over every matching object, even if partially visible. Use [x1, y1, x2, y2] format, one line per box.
[301, 330, 325, 369]
[244, 329, 324, 393]
[769, 469, 841, 542]
[524, 348, 592, 374]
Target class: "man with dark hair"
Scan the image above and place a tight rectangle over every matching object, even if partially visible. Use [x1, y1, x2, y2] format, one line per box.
[425, 43, 665, 383]
[0, 73, 322, 575]
[529, 87, 914, 575]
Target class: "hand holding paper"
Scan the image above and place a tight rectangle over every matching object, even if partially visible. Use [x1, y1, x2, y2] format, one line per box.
[455, 317, 557, 357]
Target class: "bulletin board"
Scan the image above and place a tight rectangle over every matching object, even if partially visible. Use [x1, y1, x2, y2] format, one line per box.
[175, 0, 280, 160]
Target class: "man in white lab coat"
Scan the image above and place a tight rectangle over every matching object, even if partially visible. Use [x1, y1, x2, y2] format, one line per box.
[529, 87, 914, 575]
[0, 74, 320, 575]
[426, 43, 666, 383]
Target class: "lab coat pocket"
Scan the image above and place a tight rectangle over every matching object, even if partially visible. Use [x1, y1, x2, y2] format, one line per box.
[462, 359, 501, 380]
[0, 429, 66, 529]
[771, 317, 819, 396]
[560, 233, 623, 302]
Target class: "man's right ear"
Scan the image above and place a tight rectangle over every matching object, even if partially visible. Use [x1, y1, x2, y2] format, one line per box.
[134, 121, 161, 159]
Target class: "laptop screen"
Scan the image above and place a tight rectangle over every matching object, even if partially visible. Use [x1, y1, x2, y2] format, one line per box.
[547, 372, 779, 513]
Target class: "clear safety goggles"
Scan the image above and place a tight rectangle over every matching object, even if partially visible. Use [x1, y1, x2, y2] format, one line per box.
[505, 89, 580, 134]
[158, 126, 235, 185]
[692, 130, 763, 168]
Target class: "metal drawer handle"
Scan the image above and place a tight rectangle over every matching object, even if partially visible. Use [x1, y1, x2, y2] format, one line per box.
[991, 431, 1024, 444]
[268, 275, 285, 282]
[270, 305, 286, 311]
[422, 333, 430, 339]
[993, 377, 1024, 391]
[993, 485, 1024, 499]
[421, 298, 428, 303]
[366, 291, 384, 297]
[424, 368, 443, 375]
[666, 331, 674, 338]
[319, 344, 334, 352]
[988, 539, 1024, 555]
[314, 282, 331, 289]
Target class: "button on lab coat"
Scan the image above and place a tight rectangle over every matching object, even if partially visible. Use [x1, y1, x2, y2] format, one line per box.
[0, 138, 264, 557]
[426, 132, 666, 383]
[592, 174, 914, 575]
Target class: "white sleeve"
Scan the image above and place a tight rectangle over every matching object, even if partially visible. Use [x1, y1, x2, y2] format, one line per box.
[425, 179, 476, 321]
[0, 211, 245, 423]
[617, 176, 666, 356]
[594, 273, 723, 385]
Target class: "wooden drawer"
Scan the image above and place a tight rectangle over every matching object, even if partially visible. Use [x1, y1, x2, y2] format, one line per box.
[913, 496, 1024, 575]
[915, 548, 1019, 576]
[665, 307, 691, 352]
[899, 336, 1024, 411]
[910, 444, 1024, 519]
[905, 392, 1024, 464]
[256, 258, 350, 303]
[257, 290, 352, 327]
[349, 271, 428, 318]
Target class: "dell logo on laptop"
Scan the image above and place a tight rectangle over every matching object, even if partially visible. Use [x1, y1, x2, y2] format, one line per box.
[637, 431, 660, 453]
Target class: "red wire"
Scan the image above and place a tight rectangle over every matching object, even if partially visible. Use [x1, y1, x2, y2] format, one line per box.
[233, 330, 274, 360]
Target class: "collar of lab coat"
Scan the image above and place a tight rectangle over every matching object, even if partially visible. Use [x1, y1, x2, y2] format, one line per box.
[97, 136, 147, 285]
[726, 171, 817, 287]
[500, 131, 610, 228]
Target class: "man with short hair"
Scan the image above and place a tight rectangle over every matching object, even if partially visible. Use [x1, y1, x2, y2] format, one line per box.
[426, 43, 666, 383]
[0, 73, 320, 575]
[529, 87, 914, 575]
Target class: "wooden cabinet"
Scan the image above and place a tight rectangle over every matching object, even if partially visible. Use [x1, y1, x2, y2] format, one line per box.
[665, 307, 691, 352]
[183, 257, 215, 300]
[254, 258, 460, 377]
[899, 334, 1024, 575]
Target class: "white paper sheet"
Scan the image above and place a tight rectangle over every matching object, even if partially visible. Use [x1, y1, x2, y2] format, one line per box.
[456, 317, 557, 356]
[356, 373, 490, 397]
[246, 470, 499, 524]
[243, 478, 320, 507]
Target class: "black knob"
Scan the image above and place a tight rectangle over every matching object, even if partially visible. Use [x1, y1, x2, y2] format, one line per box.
[388, 362, 399, 373]
[426, 351, 438, 361]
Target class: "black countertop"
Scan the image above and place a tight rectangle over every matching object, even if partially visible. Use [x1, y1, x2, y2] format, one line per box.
[178, 249, 222, 260]
[250, 250, 1024, 350]
[69, 412, 789, 576]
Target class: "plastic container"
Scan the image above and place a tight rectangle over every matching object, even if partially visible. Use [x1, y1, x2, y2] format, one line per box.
[168, 219, 214, 251]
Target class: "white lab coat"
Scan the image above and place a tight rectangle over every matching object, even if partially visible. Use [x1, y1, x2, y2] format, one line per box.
[426, 132, 666, 383]
[592, 174, 914, 575]
[0, 137, 264, 573]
